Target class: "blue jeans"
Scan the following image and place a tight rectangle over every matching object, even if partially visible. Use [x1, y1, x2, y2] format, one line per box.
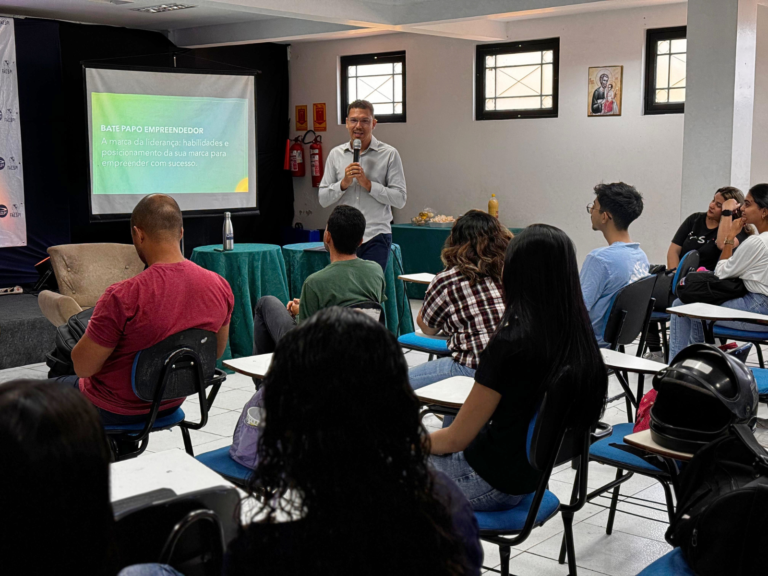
[430, 451, 526, 512]
[669, 293, 768, 360]
[408, 357, 476, 391]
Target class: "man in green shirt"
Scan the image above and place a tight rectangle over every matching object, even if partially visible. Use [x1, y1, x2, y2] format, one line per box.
[252, 205, 386, 355]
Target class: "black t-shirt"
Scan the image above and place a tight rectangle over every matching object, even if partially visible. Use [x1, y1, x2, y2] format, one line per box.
[672, 212, 749, 271]
[464, 333, 543, 496]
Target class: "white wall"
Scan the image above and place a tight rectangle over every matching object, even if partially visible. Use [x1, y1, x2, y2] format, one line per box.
[751, 5, 768, 185]
[289, 4, 689, 264]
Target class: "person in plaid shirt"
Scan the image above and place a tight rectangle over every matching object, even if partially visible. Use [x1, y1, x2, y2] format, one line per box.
[410, 210, 512, 391]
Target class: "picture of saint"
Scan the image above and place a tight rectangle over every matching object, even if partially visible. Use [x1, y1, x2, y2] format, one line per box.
[588, 66, 622, 116]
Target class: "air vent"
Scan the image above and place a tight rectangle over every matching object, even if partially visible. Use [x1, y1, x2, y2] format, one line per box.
[131, 3, 196, 13]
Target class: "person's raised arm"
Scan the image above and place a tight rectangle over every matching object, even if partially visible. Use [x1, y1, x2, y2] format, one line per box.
[667, 243, 682, 269]
[717, 216, 748, 266]
[716, 199, 743, 251]
[429, 382, 501, 455]
[318, 149, 348, 208]
[367, 150, 407, 209]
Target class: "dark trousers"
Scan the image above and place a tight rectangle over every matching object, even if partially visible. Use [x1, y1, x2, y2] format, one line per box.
[253, 295, 297, 355]
[357, 233, 392, 272]
[52, 375, 177, 426]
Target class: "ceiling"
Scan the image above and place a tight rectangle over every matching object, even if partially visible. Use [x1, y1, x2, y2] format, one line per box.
[0, 0, 686, 47]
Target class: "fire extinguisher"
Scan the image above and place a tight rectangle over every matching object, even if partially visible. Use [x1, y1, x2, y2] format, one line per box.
[289, 136, 305, 177]
[309, 135, 324, 188]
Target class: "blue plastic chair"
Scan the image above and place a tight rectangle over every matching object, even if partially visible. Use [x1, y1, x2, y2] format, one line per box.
[397, 330, 451, 361]
[588, 422, 677, 536]
[713, 325, 768, 368]
[104, 329, 225, 461]
[749, 366, 768, 400]
[474, 368, 593, 576]
[196, 446, 252, 487]
[636, 548, 695, 575]
[671, 250, 700, 299]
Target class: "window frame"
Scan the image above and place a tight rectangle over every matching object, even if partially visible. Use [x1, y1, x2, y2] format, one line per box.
[340, 51, 406, 124]
[644, 26, 687, 115]
[475, 37, 560, 121]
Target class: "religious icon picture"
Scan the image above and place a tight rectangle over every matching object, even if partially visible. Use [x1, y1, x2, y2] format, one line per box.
[587, 66, 622, 117]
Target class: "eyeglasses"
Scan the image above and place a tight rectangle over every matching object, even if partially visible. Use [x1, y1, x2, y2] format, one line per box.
[347, 118, 372, 126]
[586, 202, 595, 214]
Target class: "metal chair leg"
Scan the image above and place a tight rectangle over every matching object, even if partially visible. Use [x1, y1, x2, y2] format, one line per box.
[428, 353, 434, 362]
[606, 469, 623, 535]
[181, 426, 194, 456]
[661, 321, 669, 364]
[562, 512, 578, 576]
[757, 344, 765, 369]
[661, 481, 676, 524]
[499, 544, 511, 576]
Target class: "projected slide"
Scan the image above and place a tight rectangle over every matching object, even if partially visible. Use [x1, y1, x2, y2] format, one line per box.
[86, 67, 257, 218]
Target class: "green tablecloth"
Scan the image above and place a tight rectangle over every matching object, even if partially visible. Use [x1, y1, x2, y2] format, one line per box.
[392, 224, 525, 299]
[191, 244, 289, 363]
[281, 242, 414, 337]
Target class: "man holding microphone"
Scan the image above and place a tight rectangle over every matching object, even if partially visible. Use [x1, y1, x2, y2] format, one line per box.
[319, 99, 407, 271]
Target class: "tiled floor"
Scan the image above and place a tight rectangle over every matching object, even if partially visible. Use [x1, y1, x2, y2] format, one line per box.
[4, 305, 768, 576]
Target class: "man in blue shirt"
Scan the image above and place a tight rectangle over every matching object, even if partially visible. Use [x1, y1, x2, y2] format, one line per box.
[580, 182, 649, 347]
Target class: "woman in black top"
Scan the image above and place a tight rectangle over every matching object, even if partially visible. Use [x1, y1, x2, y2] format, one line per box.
[226, 307, 482, 576]
[429, 225, 608, 511]
[668, 186, 749, 271]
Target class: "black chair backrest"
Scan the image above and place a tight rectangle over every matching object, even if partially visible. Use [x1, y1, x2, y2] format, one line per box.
[347, 301, 386, 325]
[650, 266, 675, 313]
[115, 487, 239, 575]
[672, 250, 700, 297]
[132, 328, 217, 402]
[527, 367, 574, 471]
[603, 275, 658, 348]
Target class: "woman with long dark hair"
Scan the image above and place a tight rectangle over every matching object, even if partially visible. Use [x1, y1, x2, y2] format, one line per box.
[670, 183, 768, 359]
[429, 224, 607, 511]
[225, 307, 482, 576]
[410, 210, 512, 390]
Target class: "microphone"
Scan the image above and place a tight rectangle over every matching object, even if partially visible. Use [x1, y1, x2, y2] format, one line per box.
[353, 139, 361, 163]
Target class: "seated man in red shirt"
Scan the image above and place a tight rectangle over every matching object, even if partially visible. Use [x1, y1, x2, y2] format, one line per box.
[60, 194, 234, 426]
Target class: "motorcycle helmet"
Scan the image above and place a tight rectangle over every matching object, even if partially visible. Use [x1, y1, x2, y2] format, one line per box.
[650, 344, 758, 454]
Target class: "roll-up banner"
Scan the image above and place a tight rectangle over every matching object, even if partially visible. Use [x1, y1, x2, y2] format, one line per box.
[0, 18, 25, 249]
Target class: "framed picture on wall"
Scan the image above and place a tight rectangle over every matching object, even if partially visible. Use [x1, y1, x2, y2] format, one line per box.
[587, 66, 623, 116]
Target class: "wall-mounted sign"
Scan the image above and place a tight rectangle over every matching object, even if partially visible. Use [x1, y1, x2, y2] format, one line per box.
[295, 105, 308, 131]
[313, 103, 327, 132]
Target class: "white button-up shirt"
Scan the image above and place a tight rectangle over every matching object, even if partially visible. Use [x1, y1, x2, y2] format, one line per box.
[318, 136, 407, 243]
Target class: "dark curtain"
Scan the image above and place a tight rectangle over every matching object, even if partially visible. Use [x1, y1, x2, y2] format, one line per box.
[0, 19, 293, 287]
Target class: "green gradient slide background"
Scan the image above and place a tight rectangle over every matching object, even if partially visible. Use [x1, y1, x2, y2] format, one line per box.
[92, 92, 248, 195]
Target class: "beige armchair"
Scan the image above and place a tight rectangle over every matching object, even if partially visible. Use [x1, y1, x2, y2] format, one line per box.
[38, 243, 145, 326]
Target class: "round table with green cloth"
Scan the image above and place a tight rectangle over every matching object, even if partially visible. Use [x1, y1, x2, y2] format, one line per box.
[190, 244, 290, 363]
[281, 242, 414, 337]
[392, 223, 525, 299]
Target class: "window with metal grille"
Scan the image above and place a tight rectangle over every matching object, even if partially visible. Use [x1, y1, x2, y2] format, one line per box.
[476, 38, 559, 120]
[340, 51, 406, 123]
[645, 26, 686, 115]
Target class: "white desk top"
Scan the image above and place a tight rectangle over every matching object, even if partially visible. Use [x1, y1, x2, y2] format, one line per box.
[667, 303, 768, 325]
[398, 273, 436, 285]
[224, 353, 273, 379]
[415, 376, 474, 408]
[600, 349, 667, 374]
[111, 450, 233, 503]
[624, 429, 693, 462]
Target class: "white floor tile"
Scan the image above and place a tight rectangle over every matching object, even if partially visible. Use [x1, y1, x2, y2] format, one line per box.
[220, 372, 258, 391]
[200, 410, 241, 437]
[180, 400, 230, 422]
[210, 389, 256, 411]
[551, 461, 657, 495]
[582, 508, 670, 543]
[193, 436, 234, 455]
[527, 521, 671, 576]
[504, 551, 611, 576]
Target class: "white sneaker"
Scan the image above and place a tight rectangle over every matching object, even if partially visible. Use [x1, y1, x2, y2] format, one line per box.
[643, 350, 665, 363]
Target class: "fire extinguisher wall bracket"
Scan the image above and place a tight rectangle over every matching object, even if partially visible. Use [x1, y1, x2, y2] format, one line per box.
[309, 134, 324, 188]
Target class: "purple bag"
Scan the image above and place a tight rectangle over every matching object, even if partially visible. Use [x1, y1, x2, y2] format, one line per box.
[229, 388, 264, 469]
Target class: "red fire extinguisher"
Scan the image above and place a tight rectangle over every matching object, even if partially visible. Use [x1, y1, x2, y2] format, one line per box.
[289, 136, 305, 177]
[309, 135, 324, 188]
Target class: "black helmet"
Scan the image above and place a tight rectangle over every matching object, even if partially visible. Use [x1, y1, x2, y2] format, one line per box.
[650, 344, 758, 454]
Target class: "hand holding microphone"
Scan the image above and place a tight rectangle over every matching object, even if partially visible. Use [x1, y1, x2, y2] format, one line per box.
[341, 138, 371, 191]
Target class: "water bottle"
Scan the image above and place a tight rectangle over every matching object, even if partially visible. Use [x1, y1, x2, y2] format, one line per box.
[223, 212, 234, 251]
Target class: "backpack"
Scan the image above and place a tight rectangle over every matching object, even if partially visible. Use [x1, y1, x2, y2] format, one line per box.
[676, 271, 747, 305]
[45, 307, 95, 377]
[666, 423, 768, 576]
[230, 387, 265, 469]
